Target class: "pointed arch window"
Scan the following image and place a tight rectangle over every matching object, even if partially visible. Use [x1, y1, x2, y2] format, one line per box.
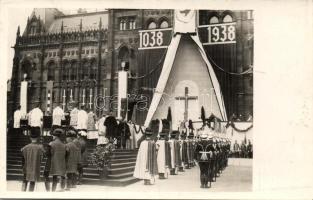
[223, 14, 233, 23]
[160, 20, 169, 28]
[120, 19, 127, 30]
[209, 16, 219, 24]
[147, 21, 157, 29]
[129, 18, 136, 30]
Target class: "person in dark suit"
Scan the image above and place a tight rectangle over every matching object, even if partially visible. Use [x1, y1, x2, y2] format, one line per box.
[21, 127, 45, 192]
[47, 128, 67, 192]
[65, 129, 81, 190]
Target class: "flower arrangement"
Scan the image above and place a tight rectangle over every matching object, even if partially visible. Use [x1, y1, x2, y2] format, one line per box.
[90, 143, 115, 170]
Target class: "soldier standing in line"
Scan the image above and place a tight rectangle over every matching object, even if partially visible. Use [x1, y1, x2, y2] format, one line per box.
[21, 127, 45, 191]
[194, 131, 215, 188]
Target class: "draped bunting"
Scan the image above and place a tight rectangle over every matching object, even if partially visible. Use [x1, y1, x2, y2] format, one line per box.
[136, 47, 168, 125]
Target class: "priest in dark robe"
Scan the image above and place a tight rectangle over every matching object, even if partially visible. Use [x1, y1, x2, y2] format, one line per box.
[104, 114, 118, 142]
[133, 128, 158, 185]
[117, 118, 131, 149]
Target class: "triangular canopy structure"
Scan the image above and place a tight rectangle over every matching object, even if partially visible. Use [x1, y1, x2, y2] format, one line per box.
[144, 33, 228, 128]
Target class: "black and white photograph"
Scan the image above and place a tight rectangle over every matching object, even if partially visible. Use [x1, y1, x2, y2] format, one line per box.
[1, 0, 312, 199]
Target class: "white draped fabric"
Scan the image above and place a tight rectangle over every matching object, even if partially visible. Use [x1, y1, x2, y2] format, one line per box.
[77, 110, 88, 130]
[156, 140, 166, 173]
[28, 108, 43, 127]
[13, 110, 22, 128]
[133, 140, 151, 179]
[144, 33, 228, 127]
[190, 35, 228, 121]
[52, 106, 64, 126]
[144, 35, 181, 127]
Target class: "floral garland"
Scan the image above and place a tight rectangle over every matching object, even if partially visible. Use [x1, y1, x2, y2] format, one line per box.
[226, 120, 253, 133]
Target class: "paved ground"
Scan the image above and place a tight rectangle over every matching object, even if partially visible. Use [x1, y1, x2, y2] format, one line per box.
[7, 159, 252, 193]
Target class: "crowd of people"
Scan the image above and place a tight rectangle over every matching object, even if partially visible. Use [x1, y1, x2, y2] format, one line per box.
[21, 126, 87, 192]
[11, 104, 253, 191]
[11, 103, 140, 192]
[12, 103, 137, 149]
[134, 120, 232, 188]
[231, 140, 253, 158]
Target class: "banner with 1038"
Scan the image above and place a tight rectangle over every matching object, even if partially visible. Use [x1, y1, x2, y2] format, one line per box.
[139, 28, 172, 50]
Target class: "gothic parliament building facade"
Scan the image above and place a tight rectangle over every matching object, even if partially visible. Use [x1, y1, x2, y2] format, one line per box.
[8, 8, 253, 125]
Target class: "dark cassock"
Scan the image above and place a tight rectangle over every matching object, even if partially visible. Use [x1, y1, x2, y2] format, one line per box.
[21, 128, 45, 191]
[168, 131, 182, 175]
[156, 131, 171, 179]
[104, 115, 118, 140]
[212, 138, 221, 179]
[194, 132, 215, 188]
[187, 133, 195, 168]
[117, 120, 131, 149]
[133, 128, 158, 185]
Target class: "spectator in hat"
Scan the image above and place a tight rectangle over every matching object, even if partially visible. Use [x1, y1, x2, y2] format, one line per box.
[48, 128, 67, 192]
[75, 129, 88, 185]
[21, 127, 45, 191]
[65, 129, 81, 190]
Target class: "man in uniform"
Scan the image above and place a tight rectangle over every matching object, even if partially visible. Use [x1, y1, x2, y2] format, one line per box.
[194, 131, 215, 188]
[233, 140, 240, 158]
